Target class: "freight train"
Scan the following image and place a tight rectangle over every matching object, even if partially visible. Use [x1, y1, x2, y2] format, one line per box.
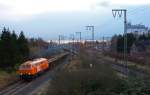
[17, 58, 49, 80]
[17, 52, 69, 80]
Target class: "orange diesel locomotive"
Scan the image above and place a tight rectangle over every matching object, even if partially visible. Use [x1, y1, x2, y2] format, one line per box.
[18, 58, 49, 80]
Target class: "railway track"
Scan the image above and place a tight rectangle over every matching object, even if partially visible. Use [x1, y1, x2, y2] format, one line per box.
[0, 81, 31, 95]
[100, 55, 146, 77]
[48, 52, 69, 63]
[0, 52, 69, 95]
[90, 49, 146, 77]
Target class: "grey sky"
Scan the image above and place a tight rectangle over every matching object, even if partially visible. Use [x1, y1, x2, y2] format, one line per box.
[0, 0, 150, 40]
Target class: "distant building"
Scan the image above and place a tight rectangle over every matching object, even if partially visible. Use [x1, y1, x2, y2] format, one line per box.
[127, 22, 149, 36]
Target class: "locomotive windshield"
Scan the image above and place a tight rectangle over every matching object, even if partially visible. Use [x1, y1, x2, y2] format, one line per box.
[19, 64, 32, 70]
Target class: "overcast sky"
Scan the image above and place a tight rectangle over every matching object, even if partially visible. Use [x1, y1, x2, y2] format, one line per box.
[0, 0, 150, 40]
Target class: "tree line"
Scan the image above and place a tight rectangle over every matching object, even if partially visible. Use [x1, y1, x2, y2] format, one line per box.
[0, 27, 29, 70]
[111, 32, 150, 53]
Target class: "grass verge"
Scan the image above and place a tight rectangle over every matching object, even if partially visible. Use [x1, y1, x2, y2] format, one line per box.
[0, 70, 17, 90]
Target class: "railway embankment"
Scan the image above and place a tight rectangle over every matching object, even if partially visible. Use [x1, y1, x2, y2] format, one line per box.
[0, 71, 17, 90]
[44, 50, 123, 95]
[0, 52, 69, 92]
[104, 52, 150, 75]
[43, 49, 150, 95]
[29, 52, 70, 95]
[101, 53, 150, 76]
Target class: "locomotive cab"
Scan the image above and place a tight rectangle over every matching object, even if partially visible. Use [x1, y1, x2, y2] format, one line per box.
[18, 61, 36, 80]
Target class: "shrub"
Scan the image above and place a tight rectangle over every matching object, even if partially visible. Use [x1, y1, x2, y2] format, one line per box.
[46, 50, 122, 95]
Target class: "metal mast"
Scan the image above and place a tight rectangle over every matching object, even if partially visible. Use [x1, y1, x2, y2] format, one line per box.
[86, 26, 95, 47]
[112, 9, 128, 75]
[76, 32, 81, 43]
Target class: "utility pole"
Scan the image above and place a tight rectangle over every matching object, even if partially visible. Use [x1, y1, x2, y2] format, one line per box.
[58, 35, 65, 49]
[102, 36, 104, 52]
[61, 35, 65, 49]
[58, 35, 61, 49]
[76, 32, 82, 49]
[76, 32, 81, 43]
[86, 26, 95, 47]
[70, 34, 75, 58]
[70, 34, 75, 51]
[112, 9, 128, 75]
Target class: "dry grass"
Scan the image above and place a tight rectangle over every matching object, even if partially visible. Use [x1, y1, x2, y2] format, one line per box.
[64, 57, 82, 71]
[0, 71, 17, 90]
[31, 80, 50, 95]
[104, 52, 150, 74]
[46, 49, 122, 95]
[102, 55, 150, 74]
[38, 49, 150, 95]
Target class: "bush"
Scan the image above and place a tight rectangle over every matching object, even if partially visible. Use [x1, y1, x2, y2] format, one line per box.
[121, 77, 150, 95]
[46, 50, 123, 95]
[46, 49, 150, 95]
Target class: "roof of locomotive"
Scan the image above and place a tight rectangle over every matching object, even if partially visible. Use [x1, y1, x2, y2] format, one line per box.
[32, 58, 47, 65]
[22, 58, 47, 66]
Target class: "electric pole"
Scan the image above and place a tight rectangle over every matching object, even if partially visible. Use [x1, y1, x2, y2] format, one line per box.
[102, 36, 104, 52]
[112, 9, 128, 75]
[70, 34, 75, 51]
[76, 32, 81, 43]
[86, 26, 95, 47]
[58, 35, 65, 49]
[58, 35, 61, 48]
[76, 32, 82, 49]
